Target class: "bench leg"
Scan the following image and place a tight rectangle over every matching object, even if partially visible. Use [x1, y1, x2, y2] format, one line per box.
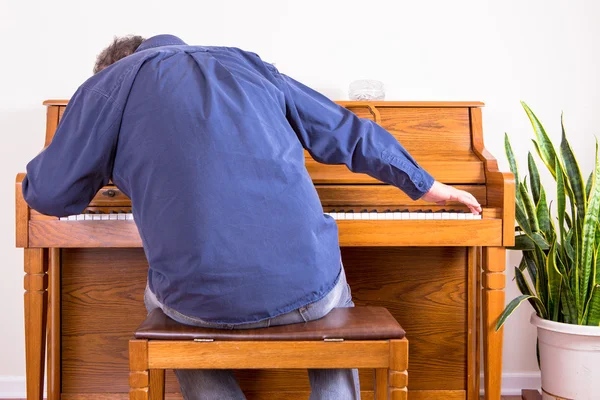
[389, 339, 408, 400]
[374, 368, 388, 400]
[130, 340, 149, 400]
[150, 369, 165, 400]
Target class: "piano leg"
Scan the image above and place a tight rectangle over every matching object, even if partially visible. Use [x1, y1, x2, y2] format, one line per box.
[47, 248, 61, 400]
[24, 248, 49, 400]
[482, 247, 506, 400]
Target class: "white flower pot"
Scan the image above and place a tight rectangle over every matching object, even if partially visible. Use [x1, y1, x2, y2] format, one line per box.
[531, 313, 600, 399]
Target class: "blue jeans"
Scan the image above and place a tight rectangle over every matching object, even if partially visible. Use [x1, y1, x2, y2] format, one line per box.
[144, 264, 361, 400]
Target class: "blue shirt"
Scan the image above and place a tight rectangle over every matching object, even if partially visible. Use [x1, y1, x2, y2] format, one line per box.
[23, 34, 435, 324]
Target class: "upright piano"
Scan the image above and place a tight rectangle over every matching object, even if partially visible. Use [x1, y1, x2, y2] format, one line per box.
[16, 100, 514, 400]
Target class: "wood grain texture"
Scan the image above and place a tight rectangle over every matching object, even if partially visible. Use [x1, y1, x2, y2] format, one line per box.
[148, 341, 391, 369]
[470, 107, 516, 247]
[29, 219, 503, 248]
[467, 247, 479, 400]
[15, 173, 28, 247]
[306, 159, 485, 184]
[24, 248, 48, 400]
[482, 247, 506, 400]
[317, 184, 487, 207]
[336, 220, 502, 247]
[29, 220, 142, 248]
[149, 370, 165, 400]
[45, 106, 59, 148]
[58, 247, 469, 396]
[47, 249, 60, 400]
[374, 369, 387, 400]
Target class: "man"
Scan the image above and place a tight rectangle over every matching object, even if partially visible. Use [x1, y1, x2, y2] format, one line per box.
[23, 34, 481, 399]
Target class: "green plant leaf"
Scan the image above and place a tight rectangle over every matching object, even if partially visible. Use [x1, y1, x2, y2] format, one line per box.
[520, 182, 539, 232]
[511, 233, 549, 251]
[505, 133, 520, 185]
[512, 235, 535, 250]
[528, 152, 541, 204]
[516, 199, 533, 236]
[586, 285, 600, 326]
[556, 159, 567, 240]
[496, 295, 545, 331]
[547, 241, 563, 320]
[580, 141, 600, 318]
[586, 172, 593, 201]
[515, 266, 548, 318]
[536, 187, 550, 234]
[561, 279, 578, 325]
[534, 246, 548, 308]
[522, 102, 558, 178]
[585, 246, 600, 324]
[560, 114, 587, 219]
[524, 252, 538, 286]
[564, 230, 575, 265]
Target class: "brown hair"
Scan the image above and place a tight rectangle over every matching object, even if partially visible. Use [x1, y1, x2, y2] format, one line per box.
[93, 35, 145, 74]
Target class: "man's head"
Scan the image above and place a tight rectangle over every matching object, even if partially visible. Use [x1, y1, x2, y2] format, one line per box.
[93, 35, 146, 74]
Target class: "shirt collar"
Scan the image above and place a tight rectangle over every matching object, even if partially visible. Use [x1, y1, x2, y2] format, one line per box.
[136, 34, 187, 53]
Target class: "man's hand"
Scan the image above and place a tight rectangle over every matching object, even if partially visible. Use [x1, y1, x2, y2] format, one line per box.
[421, 181, 482, 215]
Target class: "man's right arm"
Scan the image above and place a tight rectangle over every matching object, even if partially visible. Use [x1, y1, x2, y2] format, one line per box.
[277, 73, 434, 201]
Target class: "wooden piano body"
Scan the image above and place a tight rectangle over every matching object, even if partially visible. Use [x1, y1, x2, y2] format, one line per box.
[16, 100, 514, 400]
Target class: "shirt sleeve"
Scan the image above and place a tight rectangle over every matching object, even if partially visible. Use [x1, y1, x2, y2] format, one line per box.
[22, 87, 122, 217]
[278, 74, 435, 200]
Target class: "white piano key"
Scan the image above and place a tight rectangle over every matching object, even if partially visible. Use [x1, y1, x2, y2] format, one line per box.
[68, 215, 77, 221]
[345, 213, 354, 220]
[101, 214, 110, 220]
[442, 212, 450, 220]
[433, 213, 442, 220]
[126, 213, 134, 220]
[450, 213, 458, 220]
[377, 213, 386, 220]
[117, 213, 126, 220]
[92, 214, 102, 220]
[425, 213, 434, 220]
[402, 212, 410, 220]
[76, 214, 85, 221]
[416, 213, 426, 220]
[474, 215, 482, 220]
[369, 212, 378, 220]
[466, 213, 474, 220]
[385, 213, 394, 220]
[59, 217, 68, 221]
[337, 213, 345, 220]
[84, 214, 93, 221]
[458, 213, 466, 220]
[393, 212, 401, 220]
[409, 213, 419, 220]
[109, 214, 118, 220]
[361, 212, 369, 220]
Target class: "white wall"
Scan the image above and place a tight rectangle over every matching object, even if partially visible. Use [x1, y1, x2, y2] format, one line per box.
[1, 0, 598, 395]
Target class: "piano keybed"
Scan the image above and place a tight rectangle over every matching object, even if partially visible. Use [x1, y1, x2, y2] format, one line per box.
[57, 209, 482, 221]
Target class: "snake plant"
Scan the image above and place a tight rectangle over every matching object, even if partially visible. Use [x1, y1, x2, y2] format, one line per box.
[496, 102, 600, 329]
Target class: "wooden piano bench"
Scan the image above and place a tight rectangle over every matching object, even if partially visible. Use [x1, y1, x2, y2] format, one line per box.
[129, 306, 408, 400]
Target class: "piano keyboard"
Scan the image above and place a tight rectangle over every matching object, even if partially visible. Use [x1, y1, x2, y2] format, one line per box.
[59, 210, 481, 221]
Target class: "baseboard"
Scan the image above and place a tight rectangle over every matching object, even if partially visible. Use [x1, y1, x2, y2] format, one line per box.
[480, 372, 541, 396]
[0, 376, 45, 399]
[1, 372, 540, 398]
